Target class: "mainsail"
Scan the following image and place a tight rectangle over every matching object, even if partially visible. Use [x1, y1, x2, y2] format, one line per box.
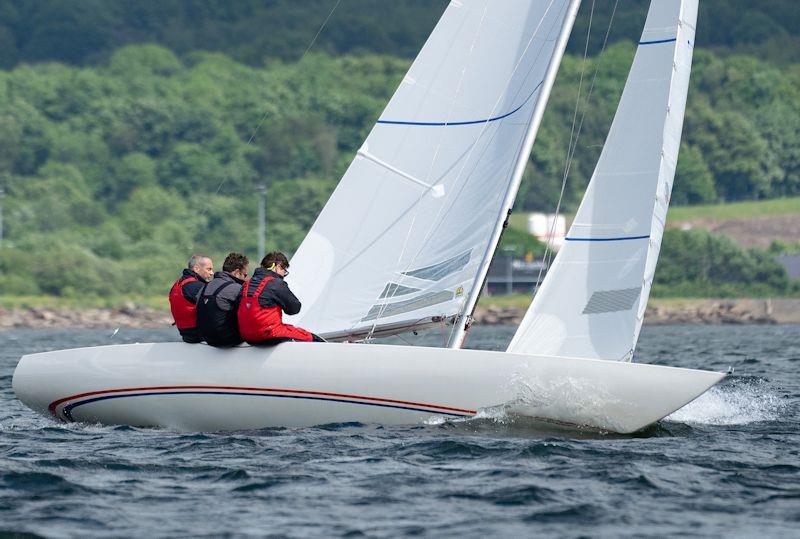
[287, 0, 579, 341]
[507, 0, 698, 360]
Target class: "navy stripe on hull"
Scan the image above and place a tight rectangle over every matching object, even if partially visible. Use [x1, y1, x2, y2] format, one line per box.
[62, 391, 473, 422]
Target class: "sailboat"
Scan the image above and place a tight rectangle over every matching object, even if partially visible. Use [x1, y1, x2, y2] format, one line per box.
[13, 0, 724, 434]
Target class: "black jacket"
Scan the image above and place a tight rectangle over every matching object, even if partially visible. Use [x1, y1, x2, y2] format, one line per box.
[246, 268, 301, 315]
[196, 271, 245, 347]
[179, 268, 206, 304]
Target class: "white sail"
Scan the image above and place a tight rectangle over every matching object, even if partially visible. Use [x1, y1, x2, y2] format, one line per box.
[286, 0, 577, 340]
[508, 0, 698, 359]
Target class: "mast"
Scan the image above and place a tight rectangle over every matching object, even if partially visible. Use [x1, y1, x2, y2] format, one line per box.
[449, 0, 582, 348]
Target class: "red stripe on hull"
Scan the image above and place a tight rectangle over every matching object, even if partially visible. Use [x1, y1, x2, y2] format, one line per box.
[48, 385, 477, 418]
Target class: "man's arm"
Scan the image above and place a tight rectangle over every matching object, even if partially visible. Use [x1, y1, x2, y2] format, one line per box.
[182, 280, 205, 304]
[266, 280, 302, 315]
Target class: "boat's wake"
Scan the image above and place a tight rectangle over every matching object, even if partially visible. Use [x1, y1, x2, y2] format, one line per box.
[426, 375, 786, 436]
[425, 373, 627, 436]
[665, 376, 786, 426]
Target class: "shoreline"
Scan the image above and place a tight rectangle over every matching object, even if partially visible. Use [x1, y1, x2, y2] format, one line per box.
[1, 298, 798, 330]
[474, 298, 800, 326]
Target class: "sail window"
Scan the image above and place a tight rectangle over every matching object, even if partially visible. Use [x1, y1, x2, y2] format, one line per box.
[403, 250, 471, 281]
[582, 288, 641, 315]
[379, 282, 421, 299]
[361, 291, 455, 322]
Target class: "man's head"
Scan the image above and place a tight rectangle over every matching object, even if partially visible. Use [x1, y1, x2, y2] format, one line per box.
[188, 254, 214, 282]
[222, 252, 249, 281]
[261, 251, 290, 277]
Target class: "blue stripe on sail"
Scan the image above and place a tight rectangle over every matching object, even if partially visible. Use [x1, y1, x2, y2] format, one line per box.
[565, 235, 650, 242]
[638, 37, 677, 45]
[376, 80, 544, 127]
[61, 391, 471, 420]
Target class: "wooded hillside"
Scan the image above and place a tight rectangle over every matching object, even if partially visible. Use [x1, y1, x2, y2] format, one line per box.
[1, 1, 798, 67]
[0, 1, 798, 298]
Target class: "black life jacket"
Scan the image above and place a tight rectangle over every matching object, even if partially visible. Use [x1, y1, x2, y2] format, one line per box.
[196, 279, 242, 346]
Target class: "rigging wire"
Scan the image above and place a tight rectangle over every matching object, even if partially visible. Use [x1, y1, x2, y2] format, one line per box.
[243, 0, 342, 151]
[534, 0, 595, 283]
[365, 0, 562, 345]
[364, 2, 491, 343]
[532, 0, 620, 295]
[442, 0, 564, 348]
[562, 0, 620, 187]
[195, 0, 343, 221]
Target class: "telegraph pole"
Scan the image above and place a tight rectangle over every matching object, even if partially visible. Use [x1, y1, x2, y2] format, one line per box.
[0, 186, 5, 248]
[256, 183, 266, 259]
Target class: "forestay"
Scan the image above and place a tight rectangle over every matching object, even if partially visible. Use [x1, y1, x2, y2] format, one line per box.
[286, 0, 575, 341]
[508, 0, 698, 360]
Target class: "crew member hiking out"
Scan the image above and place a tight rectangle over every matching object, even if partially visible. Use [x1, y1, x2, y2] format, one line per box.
[169, 254, 213, 343]
[196, 252, 249, 347]
[237, 251, 323, 345]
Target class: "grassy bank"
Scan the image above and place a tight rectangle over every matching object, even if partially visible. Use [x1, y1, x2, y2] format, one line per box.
[666, 196, 800, 222]
[506, 196, 800, 234]
[477, 294, 800, 310]
[478, 294, 532, 309]
[0, 295, 168, 310]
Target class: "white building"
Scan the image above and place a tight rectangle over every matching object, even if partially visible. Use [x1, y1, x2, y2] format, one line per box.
[527, 212, 566, 251]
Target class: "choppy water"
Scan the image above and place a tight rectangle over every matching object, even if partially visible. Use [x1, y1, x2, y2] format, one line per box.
[1, 325, 798, 537]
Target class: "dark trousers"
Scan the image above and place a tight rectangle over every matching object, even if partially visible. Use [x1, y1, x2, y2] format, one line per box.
[179, 327, 203, 344]
[252, 334, 326, 346]
[205, 336, 244, 347]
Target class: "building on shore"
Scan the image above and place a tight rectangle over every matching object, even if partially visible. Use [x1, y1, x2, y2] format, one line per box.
[485, 255, 548, 295]
[484, 212, 565, 295]
[527, 212, 566, 251]
[776, 254, 800, 280]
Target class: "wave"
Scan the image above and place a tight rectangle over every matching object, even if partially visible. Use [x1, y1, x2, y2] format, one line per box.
[666, 376, 787, 426]
[426, 375, 788, 436]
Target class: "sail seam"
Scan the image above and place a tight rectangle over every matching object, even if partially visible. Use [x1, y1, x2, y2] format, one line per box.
[565, 235, 650, 242]
[639, 37, 677, 45]
[376, 80, 544, 127]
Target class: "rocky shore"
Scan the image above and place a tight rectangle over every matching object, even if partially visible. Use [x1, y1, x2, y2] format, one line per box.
[473, 298, 800, 326]
[0, 303, 173, 330]
[1, 298, 798, 330]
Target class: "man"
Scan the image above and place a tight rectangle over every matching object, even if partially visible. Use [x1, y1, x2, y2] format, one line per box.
[169, 254, 213, 343]
[237, 251, 323, 345]
[196, 252, 249, 347]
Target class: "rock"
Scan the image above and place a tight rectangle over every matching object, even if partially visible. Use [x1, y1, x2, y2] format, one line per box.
[0, 306, 172, 330]
[1, 298, 798, 330]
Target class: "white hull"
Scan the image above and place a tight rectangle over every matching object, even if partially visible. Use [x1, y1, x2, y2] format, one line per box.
[13, 342, 724, 434]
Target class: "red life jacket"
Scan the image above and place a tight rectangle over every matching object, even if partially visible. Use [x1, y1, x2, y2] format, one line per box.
[238, 276, 312, 343]
[169, 276, 199, 329]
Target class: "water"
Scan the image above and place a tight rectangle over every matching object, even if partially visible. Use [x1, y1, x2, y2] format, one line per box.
[1, 325, 798, 537]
